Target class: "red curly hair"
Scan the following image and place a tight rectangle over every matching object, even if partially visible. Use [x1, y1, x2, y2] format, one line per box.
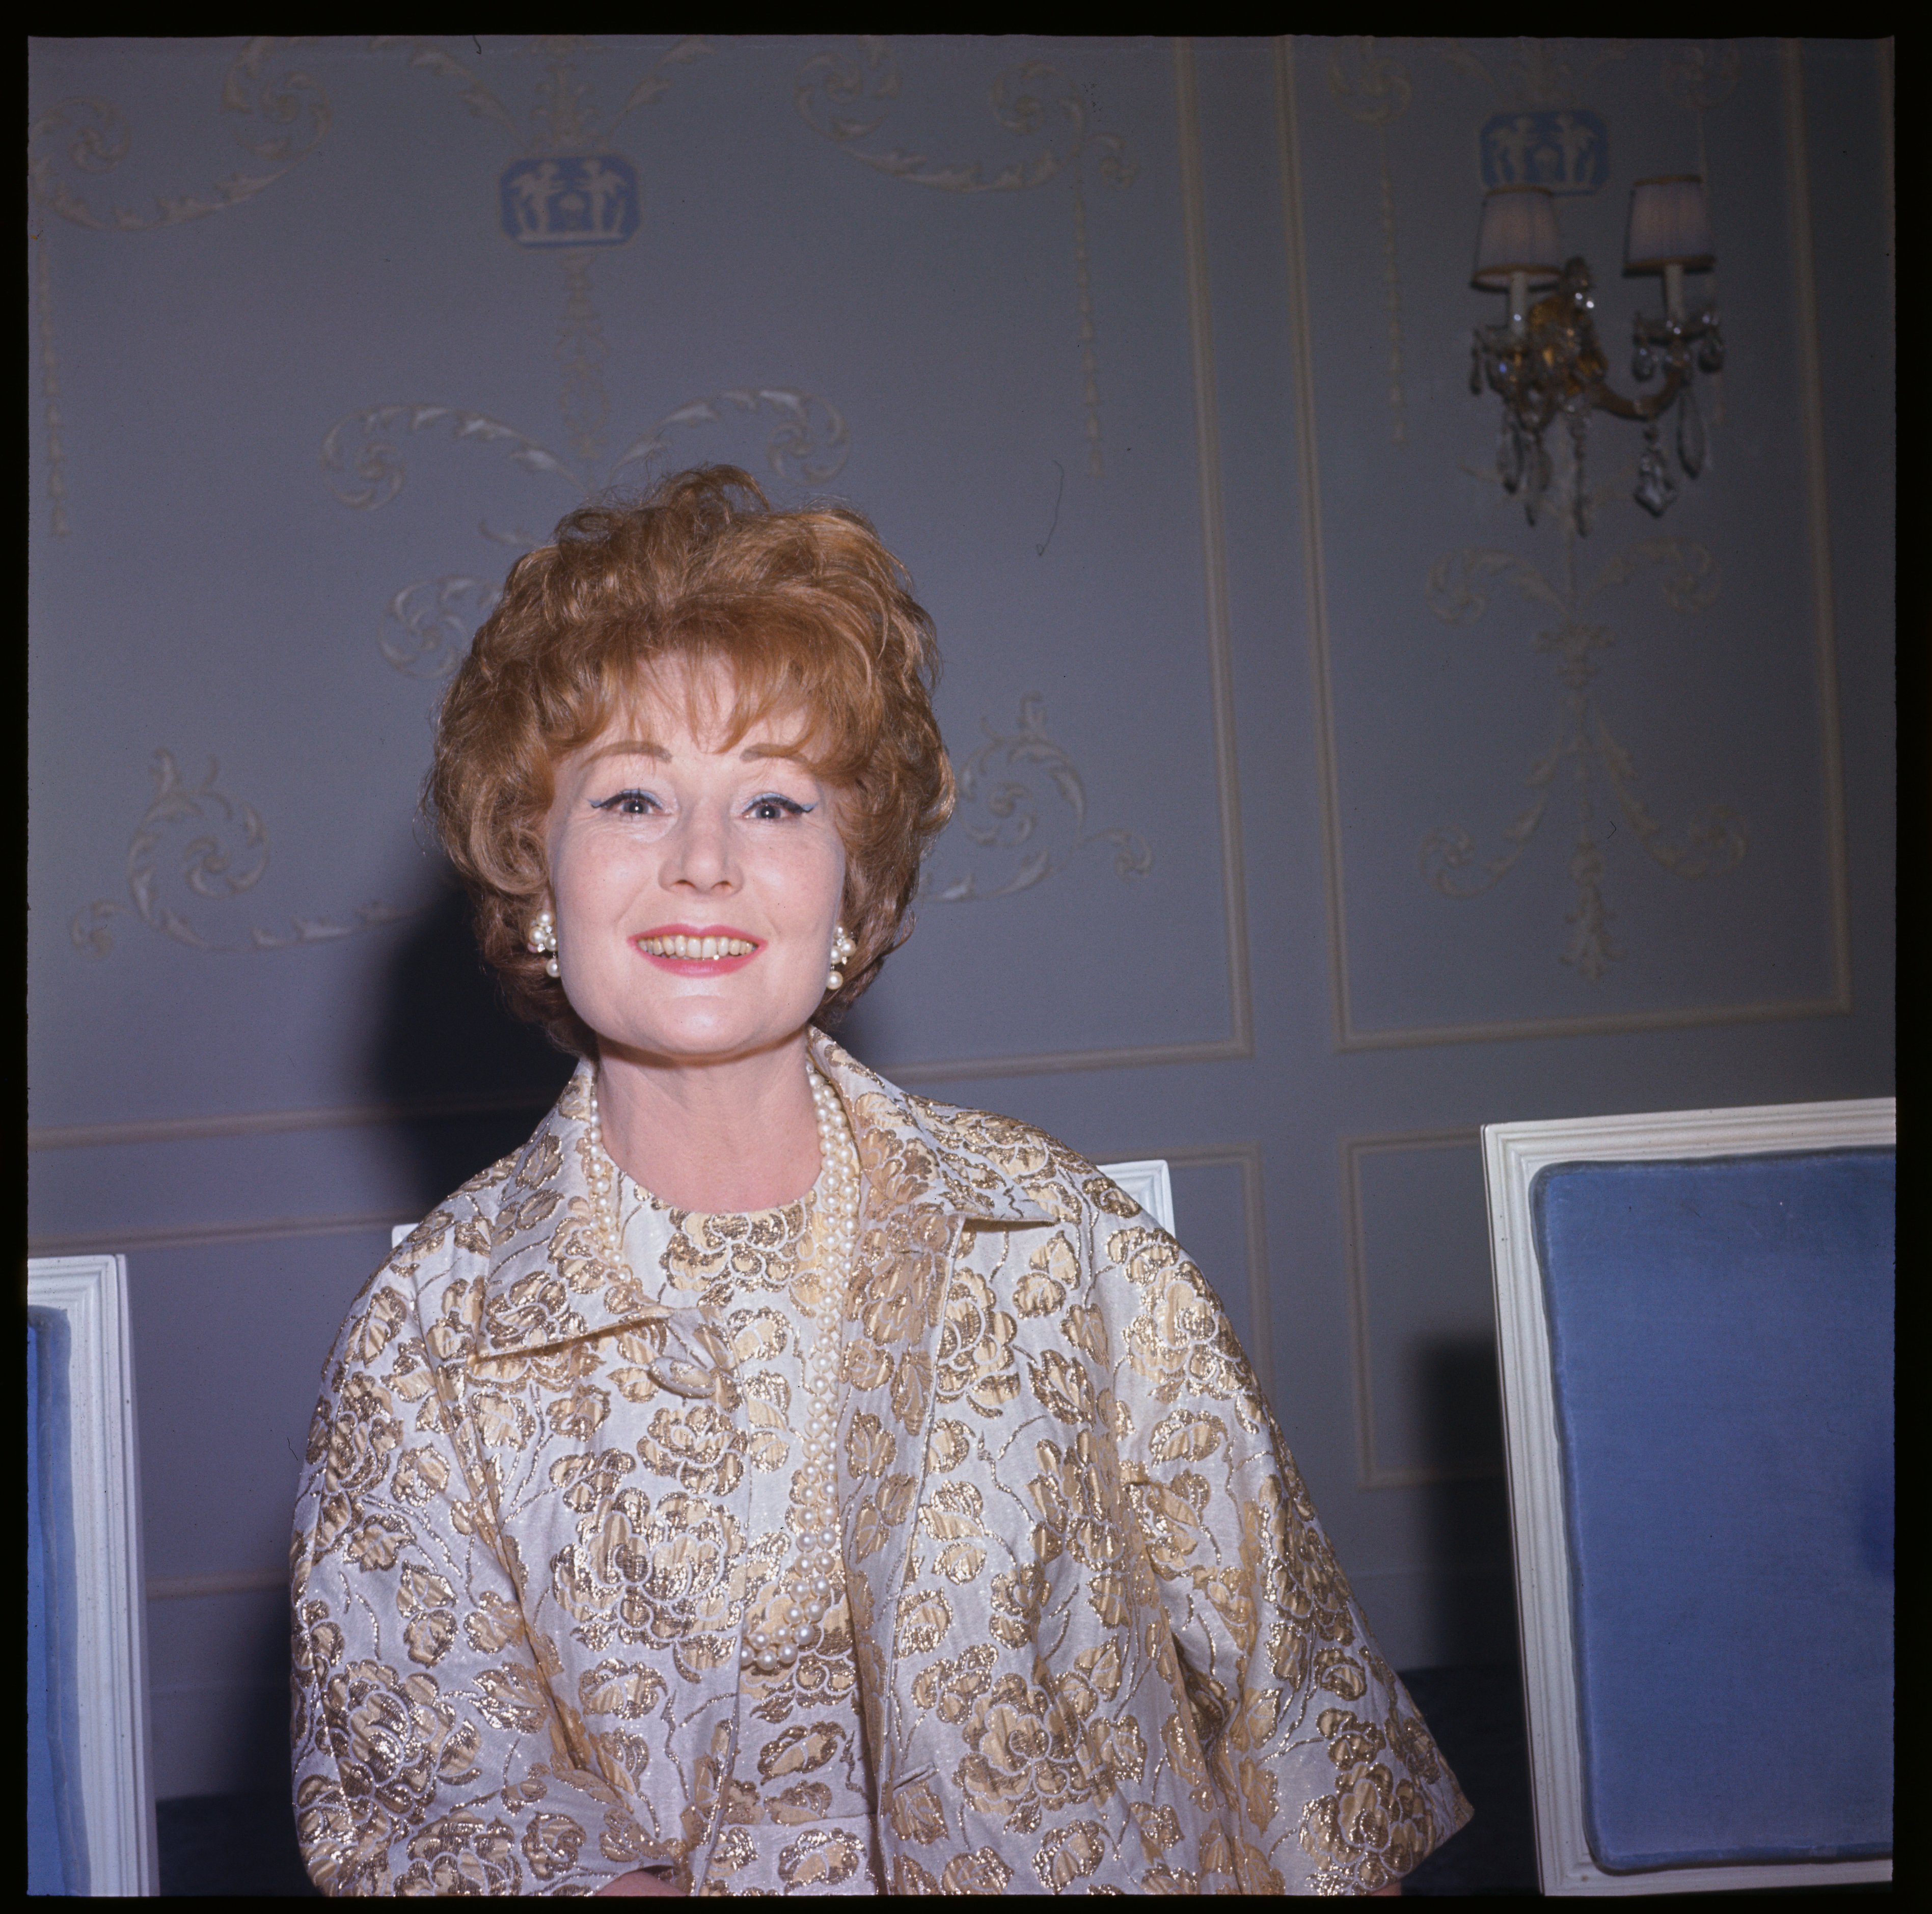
[429, 466, 956, 1055]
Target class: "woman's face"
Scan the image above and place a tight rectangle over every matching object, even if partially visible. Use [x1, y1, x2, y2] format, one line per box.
[544, 665, 849, 1067]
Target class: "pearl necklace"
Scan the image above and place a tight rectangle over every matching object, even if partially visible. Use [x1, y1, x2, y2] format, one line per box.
[584, 1061, 858, 1677]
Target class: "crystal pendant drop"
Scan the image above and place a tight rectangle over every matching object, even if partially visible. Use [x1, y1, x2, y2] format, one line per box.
[1522, 433, 1551, 527]
[1633, 426, 1677, 517]
[1567, 410, 1591, 538]
[1498, 418, 1525, 494]
[1631, 341, 1656, 382]
[1676, 384, 1706, 478]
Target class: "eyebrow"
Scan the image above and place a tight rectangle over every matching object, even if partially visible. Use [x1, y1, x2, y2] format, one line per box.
[583, 739, 668, 763]
[582, 739, 812, 766]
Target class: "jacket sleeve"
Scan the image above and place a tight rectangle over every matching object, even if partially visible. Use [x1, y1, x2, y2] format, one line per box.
[289, 1216, 652, 1896]
[1092, 1203, 1472, 1895]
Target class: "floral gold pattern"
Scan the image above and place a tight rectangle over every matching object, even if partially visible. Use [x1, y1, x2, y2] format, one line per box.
[291, 1034, 1467, 1892]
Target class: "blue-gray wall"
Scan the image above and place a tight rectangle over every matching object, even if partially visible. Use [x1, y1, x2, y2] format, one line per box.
[28, 36, 1894, 1800]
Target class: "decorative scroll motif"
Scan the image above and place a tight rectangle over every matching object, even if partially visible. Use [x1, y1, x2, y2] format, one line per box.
[326, 389, 851, 679]
[370, 35, 710, 481]
[925, 696, 1152, 902]
[1662, 41, 1741, 427]
[70, 751, 407, 958]
[795, 39, 1134, 477]
[1327, 40, 1413, 447]
[32, 231, 67, 536]
[1429, 36, 1634, 110]
[1420, 528, 1742, 982]
[26, 38, 332, 533]
[383, 577, 505, 681]
[28, 39, 331, 231]
[337, 39, 849, 681]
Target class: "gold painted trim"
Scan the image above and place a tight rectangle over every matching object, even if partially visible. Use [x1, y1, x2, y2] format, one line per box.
[1274, 37, 1355, 1054]
[1341, 1126, 1502, 1490]
[883, 1031, 1249, 1088]
[1781, 36, 1856, 1018]
[28, 1090, 558, 1152]
[28, 1209, 414, 1257]
[1174, 39, 1255, 1065]
[1276, 34, 1856, 1052]
[147, 1569, 287, 1602]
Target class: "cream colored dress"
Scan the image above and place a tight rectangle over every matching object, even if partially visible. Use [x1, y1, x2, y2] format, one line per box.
[609, 1171, 881, 1893]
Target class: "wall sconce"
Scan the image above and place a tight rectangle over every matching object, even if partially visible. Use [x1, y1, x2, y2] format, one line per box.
[1469, 176, 1724, 533]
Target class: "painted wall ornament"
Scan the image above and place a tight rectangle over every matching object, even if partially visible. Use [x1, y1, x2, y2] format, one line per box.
[924, 696, 1152, 903]
[795, 38, 1134, 477]
[1430, 36, 1634, 112]
[499, 153, 641, 248]
[1326, 38, 1414, 446]
[322, 388, 851, 681]
[328, 38, 848, 682]
[1479, 110, 1609, 194]
[1420, 525, 1743, 982]
[28, 36, 332, 535]
[71, 751, 407, 958]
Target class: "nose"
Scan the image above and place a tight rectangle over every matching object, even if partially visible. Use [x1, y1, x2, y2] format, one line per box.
[661, 798, 739, 894]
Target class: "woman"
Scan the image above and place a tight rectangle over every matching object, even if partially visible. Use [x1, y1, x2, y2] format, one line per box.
[290, 468, 1468, 1896]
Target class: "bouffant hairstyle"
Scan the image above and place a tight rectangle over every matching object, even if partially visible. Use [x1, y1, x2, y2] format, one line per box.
[429, 466, 955, 1056]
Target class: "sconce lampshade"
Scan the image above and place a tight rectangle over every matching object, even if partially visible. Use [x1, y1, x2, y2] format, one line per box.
[1472, 186, 1562, 290]
[1624, 175, 1715, 270]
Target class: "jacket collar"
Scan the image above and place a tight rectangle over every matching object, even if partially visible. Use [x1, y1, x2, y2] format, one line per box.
[467, 1035, 1051, 1364]
[807, 1029, 1055, 1228]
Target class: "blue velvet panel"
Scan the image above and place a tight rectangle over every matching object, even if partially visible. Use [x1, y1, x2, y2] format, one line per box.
[28, 1310, 88, 1896]
[1531, 1150, 1893, 1873]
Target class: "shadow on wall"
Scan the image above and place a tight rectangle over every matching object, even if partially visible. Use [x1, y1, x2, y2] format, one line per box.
[1417, 1336, 1521, 1671]
[362, 883, 574, 1216]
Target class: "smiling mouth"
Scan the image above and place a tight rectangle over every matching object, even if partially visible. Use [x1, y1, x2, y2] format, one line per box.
[636, 934, 758, 960]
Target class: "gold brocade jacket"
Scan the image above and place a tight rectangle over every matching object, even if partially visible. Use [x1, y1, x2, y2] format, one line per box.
[290, 1033, 1470, 1895]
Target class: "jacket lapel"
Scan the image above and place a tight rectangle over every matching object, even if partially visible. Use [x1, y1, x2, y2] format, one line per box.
[809, 1034, 1051, 1786]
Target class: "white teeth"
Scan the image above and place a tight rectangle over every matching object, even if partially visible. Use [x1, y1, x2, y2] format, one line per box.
[642, 935, 755, 959]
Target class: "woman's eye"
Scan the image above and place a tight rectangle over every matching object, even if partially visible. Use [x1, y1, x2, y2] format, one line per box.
[747, 795, 809, 821]
[592, 789, 659, 816]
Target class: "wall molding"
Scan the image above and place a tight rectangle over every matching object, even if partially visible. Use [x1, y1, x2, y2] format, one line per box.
[880, 39, 1254, 1088]
[1275, 34, 1855, 1053]
[29, 1088, 558, 1153]
[29, 1209, 416, 1259]
[147, 1569, 288, 1602]
[1340, 1125, 1501, 1491]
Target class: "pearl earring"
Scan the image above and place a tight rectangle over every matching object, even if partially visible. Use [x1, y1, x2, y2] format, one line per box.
[528, 908, 560, 978]
[826, 923, 856, 992]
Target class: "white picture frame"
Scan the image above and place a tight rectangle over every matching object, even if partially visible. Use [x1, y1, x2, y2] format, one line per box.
[393, 1158, 1178, 1251]
[1481, 1098, 1894, 1897]
[27, 1254, 159, 1897]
